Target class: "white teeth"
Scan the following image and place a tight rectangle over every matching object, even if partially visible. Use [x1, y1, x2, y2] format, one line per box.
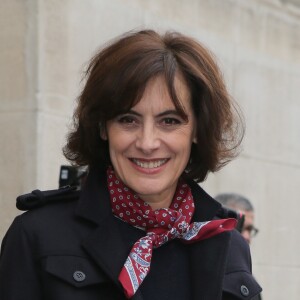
[132, 159, 167, 169]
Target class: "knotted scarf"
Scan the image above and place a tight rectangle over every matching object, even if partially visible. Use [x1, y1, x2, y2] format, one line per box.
[107, 167, 236, 299]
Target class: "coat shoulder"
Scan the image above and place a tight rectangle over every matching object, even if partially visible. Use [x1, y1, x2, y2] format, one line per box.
[11, 186, 82, 234]
[16, 186, 81, 211]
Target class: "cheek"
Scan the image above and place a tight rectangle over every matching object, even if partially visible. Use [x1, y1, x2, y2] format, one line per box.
[166, 132, 194, 155]
[107, 130, 134, 154]
[178, 127, 195, 146]
[106, 128, 121, 154]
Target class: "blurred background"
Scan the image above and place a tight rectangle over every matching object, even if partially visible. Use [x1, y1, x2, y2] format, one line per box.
[1, 0, 299, 298]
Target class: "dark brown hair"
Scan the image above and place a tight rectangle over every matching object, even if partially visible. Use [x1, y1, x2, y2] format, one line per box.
[63, 29, 244, 182]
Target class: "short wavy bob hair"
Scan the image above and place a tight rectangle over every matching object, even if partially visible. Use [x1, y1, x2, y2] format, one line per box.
[63, 29, 244, 182]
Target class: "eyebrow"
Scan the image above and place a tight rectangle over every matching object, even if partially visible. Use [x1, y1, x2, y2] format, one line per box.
[126, 109, 183, 118]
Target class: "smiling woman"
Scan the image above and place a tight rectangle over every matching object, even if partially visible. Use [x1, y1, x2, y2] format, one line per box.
[0, 30, 262, 300]
[103, 74, 195, 210]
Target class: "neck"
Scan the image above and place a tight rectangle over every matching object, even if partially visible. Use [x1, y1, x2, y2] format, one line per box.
[138, 187, 177, 210]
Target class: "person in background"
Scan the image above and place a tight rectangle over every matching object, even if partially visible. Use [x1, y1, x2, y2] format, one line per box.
[0, 29, 262, 299]
[215, 193, 259, 244]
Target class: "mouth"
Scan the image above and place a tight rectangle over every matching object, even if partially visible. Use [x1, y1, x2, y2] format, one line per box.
[130, 158, 169, 169]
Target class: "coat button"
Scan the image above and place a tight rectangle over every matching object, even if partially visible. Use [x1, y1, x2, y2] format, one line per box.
[73, 271, 86, 282]
[240, 285, 249, 297]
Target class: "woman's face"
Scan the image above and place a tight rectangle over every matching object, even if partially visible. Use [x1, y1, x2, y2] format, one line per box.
[103, 74, 196, 209]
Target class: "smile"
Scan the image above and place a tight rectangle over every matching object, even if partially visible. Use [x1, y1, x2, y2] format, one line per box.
[131, 158, 168, 169]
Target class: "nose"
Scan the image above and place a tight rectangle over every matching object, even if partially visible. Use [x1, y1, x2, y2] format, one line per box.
[135, 124, 160, 154]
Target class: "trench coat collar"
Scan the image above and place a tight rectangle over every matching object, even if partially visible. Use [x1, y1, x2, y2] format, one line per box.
[76, 167, 231, 300]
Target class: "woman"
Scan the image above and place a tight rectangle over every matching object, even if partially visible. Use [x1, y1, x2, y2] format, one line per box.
[0, 30, 262, 299]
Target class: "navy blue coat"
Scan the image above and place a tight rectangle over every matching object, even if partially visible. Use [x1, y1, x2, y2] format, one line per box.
[0, 167, 262, 299]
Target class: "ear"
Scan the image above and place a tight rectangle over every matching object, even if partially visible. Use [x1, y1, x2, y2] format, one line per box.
[192, 129, 197, 144]
[99, 123, 108, 140]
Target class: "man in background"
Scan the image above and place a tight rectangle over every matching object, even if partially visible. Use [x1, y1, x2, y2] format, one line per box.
[215, 193, 259, 244]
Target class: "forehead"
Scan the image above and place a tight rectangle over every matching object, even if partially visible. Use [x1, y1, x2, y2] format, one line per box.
[133, 74, 192, 111]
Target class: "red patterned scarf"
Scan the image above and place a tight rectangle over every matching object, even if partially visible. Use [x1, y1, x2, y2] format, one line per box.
[107, 167, 236, 299]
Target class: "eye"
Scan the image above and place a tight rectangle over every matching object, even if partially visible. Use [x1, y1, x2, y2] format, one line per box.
[161, 117, 181, 126]
[115, 114, 140, 129]
[117, 115, 136, 124]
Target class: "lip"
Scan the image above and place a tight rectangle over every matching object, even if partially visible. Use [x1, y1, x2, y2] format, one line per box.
[129, 158, 169, 174]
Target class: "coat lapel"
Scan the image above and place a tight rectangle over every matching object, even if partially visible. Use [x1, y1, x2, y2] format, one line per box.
[189, 231, 231, 299]
[188, 180, 232, 300]
[75, 167, 145, 300]
[81, 216, 145, 300]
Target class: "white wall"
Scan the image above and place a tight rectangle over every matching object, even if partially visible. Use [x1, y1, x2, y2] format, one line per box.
[1, 0, 300, 298]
